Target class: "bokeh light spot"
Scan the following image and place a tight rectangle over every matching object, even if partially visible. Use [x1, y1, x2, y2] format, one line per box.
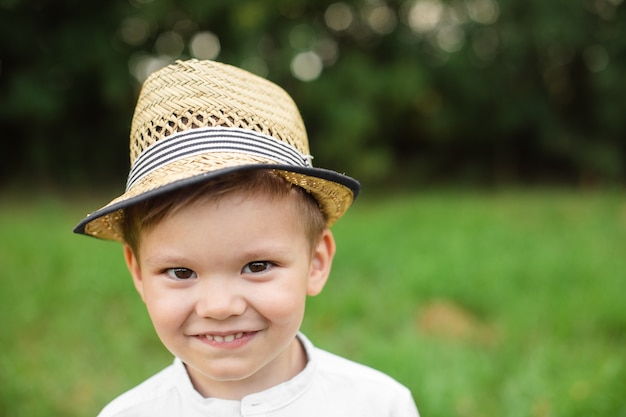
[190, 31, 221, 60]
[325, 2, 354, 31]
[291, 51, 323, 82]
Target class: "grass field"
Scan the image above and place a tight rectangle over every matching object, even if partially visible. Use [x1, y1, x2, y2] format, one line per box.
[1, 189, 625, 416]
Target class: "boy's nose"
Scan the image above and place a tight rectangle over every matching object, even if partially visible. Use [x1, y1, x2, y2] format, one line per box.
[194, 278, 247, 320]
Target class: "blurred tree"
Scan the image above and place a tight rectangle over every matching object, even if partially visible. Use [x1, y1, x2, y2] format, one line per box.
[0, 0, 624, 188]
[0, 0, 138, 187]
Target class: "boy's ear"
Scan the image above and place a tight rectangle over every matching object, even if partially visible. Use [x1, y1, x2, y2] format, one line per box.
[307, 228, 336, 296]
[123, 244, 146, 302]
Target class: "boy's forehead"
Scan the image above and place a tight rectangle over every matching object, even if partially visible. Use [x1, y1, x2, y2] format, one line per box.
[186, 186, 304, 218]
[147, 184, 321, 247]
[143, 190, 308, 242]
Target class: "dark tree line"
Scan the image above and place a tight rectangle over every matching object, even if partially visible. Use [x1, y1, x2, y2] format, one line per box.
[1, 0, 625, 189]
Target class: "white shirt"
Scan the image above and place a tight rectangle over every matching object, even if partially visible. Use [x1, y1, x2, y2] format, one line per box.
[98, 334, 419, 417]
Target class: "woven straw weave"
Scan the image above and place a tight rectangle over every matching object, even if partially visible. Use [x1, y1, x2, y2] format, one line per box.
[130, 59, 308, 164]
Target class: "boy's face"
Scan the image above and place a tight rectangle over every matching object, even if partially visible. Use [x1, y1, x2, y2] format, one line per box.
[123, 190, 335, 399]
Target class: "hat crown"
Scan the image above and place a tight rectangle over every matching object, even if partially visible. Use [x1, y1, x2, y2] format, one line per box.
[129, 59, 309, 165]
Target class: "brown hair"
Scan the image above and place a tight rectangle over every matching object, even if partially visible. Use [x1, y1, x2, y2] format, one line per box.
[122, 169, 327, 254]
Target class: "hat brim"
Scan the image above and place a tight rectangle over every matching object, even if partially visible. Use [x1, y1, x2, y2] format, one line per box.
[73, 161, 359, 242]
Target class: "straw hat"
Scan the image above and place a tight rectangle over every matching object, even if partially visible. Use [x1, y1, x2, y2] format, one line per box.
[74, 59, 360, 241]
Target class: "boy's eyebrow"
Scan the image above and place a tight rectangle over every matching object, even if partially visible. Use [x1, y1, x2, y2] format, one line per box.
[142, 245, 296, 266]
[143, 254, 192, 266]
[239, 246, 294, 259]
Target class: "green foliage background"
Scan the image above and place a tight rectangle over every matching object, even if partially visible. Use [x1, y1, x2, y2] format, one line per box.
[0, 192, 625, 416]
[1, 0, 625, 189]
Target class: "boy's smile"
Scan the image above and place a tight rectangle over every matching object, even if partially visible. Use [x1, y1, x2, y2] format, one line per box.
[123, 190, 335, 400]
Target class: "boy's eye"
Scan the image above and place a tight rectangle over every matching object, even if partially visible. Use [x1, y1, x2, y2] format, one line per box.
[166, 268, 197, 280]
[242, 261, 272, 274]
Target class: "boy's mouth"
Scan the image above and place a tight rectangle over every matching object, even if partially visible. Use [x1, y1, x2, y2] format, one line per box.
[202, 331, 255, 343]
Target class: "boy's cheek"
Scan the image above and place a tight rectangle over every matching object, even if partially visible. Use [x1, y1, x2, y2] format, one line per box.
[250, 289, 307, 324]
[143, 291, 185, 320]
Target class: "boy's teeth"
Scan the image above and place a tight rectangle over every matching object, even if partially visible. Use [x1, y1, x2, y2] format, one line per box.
[206, 332, 245, 343]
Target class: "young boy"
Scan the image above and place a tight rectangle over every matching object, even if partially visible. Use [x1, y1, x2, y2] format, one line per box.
[75, 59, 419, 416]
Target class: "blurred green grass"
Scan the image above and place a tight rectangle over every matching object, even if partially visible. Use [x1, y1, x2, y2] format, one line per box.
[1, 190, 625, 416]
